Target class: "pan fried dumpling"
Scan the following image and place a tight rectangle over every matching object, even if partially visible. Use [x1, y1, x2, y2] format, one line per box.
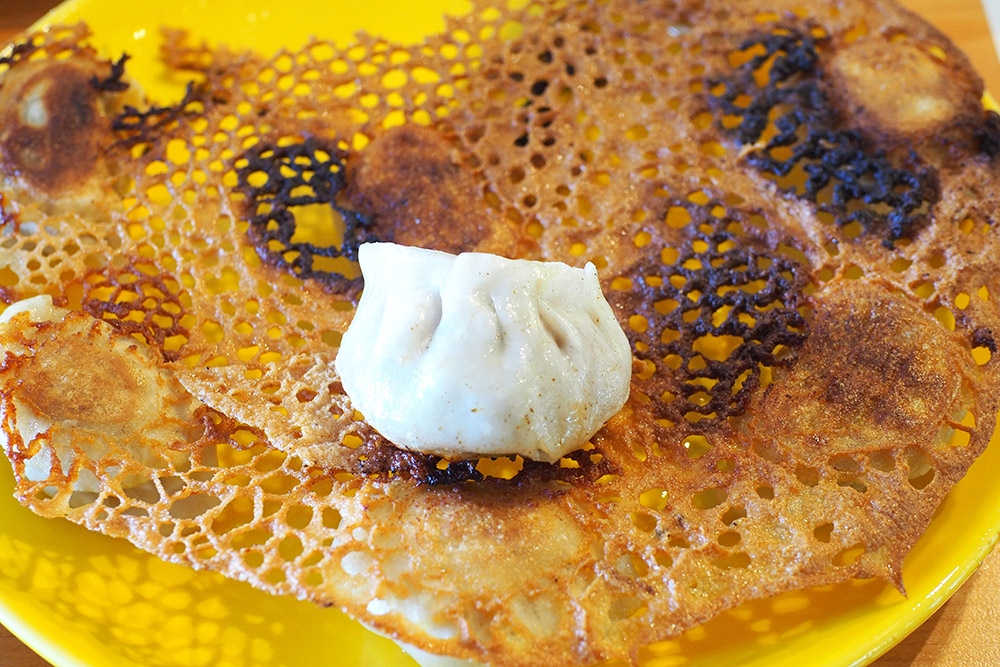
[0, 295, 199, 495]
[335, 242, 632, 462]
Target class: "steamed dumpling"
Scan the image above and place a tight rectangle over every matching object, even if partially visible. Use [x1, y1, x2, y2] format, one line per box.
[335, 243, 632, 462]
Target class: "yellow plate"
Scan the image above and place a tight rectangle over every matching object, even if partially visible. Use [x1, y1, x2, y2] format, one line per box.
[3, 2, 1000, 665]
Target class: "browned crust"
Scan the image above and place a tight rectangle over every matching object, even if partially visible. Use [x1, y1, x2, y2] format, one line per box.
[1, 1, 1000, 665]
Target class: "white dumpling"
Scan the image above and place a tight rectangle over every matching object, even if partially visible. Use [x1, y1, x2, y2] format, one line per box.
[335, 242, 632, 462]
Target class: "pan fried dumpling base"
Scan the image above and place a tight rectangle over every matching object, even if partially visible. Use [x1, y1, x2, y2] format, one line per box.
[0, 295, 201, 500]
[2, 1, 1000, 666]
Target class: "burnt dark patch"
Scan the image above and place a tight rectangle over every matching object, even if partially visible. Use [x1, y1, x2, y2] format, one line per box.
[971, 326, 997, 354]
[112, 82, 200, 149]
[358, 448, 484, 486]
[609, 214, 810, 426]
[708, 27, 939, 246]
[235, 138, 376, 297]
[0, 39, 39, 69]
[975, 111, 1000, 159]
[90, 53, 130, 93]
[352, 429, 611, 487]
[353, 435, 483, 485]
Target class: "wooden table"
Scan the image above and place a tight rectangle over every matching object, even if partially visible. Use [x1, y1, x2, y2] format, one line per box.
[1, 0, 999, 665]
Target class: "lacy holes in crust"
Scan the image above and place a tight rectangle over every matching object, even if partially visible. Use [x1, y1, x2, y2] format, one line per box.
[707, 27, 938, 246]
[610, 223, 809, 428]
[234, 139, 376, 297]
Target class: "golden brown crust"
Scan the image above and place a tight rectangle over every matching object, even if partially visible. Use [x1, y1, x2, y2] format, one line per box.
[0, 59, 106, 192]
[1, 1, 1000, 665]
[17, 323, 149, 428]
[0, 30, 139, 220]
[748, 280, 976, 451]
[346, 125, 490, 254]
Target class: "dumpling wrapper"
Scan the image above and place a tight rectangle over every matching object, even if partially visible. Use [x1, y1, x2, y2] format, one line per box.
[335, 243, 632, 462]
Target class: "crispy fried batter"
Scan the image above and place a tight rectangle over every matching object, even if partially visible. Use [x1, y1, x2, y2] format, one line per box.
[2, 1, 1000, 666]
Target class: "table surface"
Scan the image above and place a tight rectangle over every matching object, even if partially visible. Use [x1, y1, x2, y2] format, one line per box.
[2, 0, 1000, 665]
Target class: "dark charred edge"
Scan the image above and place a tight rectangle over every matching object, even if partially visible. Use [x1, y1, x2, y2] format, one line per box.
[715, 28, 825, 147]
[352, 430, 613, 488]
[745, 138, 939, 247]
[89, 53, 130, 93]
[353, 435, 484, 485]
[111, 81, 200, 149]
[199, 400, 611, 488]
[976, 111, 1000, 159]
[971, 326, 997, 354]
[610, 213, 811, 428]
[80, 269, 190, 363]
[706, 26, 939, 246]
[0, 39, 39, 69]
[234, 138, 378, 299]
